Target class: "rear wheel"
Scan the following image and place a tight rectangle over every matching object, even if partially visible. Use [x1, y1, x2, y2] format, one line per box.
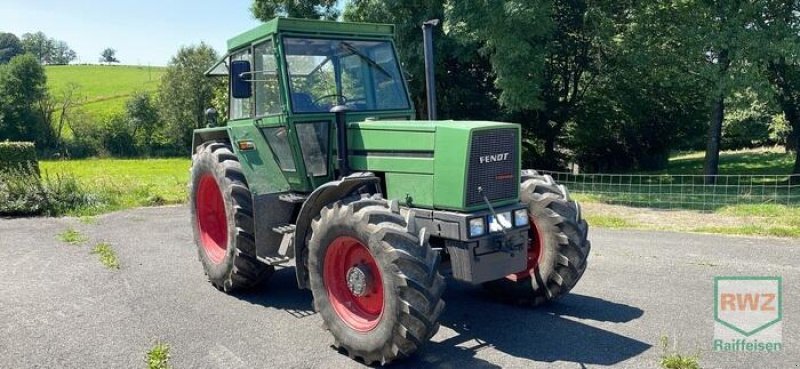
[484, 173, 590, 306]
[308, 195, 445, 365]
[190, 142, 273, 292]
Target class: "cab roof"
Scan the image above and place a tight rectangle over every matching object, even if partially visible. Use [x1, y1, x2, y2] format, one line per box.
[226, 17, 396, 52]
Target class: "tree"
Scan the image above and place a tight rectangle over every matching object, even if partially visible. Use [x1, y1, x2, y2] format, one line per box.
[345, 1, 502, 121]
[100, 48, 119, 64]
[0, 32, 23, 64]
[19, 32, 77, 65]
[448, 0, 623, 168]
[569, 46, 710, 171]
[157, 43, 222, 152]
[251, 0, 339, 20]
[630, 1, 782, 182]
[50, 40, 77, 65]
[743, 1, 800, 181]
[37, 83, 83, 154]
[21, 32, 54, 64]
[0, 54, 49, 144]
[125, 91, 159, 152]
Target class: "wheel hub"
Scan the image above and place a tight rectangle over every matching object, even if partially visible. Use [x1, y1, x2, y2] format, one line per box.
[346, 265, 372, 297]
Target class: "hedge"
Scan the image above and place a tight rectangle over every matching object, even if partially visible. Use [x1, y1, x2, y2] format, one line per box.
[0, 141, 39, 174]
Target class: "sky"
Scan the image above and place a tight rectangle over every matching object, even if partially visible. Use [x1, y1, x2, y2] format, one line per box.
[0, 0, 265, 66]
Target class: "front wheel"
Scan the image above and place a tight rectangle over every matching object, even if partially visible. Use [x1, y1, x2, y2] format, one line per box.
[307, 195, 445, 365]
[483, 173, 590, 306]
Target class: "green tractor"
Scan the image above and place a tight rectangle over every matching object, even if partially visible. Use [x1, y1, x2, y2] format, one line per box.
[190, 17, 590, 365]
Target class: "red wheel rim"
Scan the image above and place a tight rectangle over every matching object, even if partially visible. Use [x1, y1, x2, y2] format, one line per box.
[323, 236, 384, 332]
[196, 174, 228, 264]
[508, 214, 543, 281]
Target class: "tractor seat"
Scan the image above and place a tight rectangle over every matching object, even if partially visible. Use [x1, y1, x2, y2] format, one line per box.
[292, 92, 320, 113]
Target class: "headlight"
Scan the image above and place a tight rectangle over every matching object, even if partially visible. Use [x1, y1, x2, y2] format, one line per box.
[488, 212, 512, 233]
[469, 217, 486, 237]
[514, 209, 529, 227]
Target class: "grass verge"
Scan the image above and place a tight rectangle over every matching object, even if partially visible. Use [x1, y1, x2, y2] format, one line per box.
[584, 214, 637, 229]
[40, 158, 189, 216]
[58, 228, 88, 245]
[580, 197, 800, 238]
[146, 342, 171, 369]
[91, 242, 120, 269]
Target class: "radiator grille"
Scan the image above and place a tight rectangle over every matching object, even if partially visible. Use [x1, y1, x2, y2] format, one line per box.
[465, 129, 519, 207]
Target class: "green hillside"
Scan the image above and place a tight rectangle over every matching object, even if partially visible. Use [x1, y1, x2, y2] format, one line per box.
[46, 65, 165, 117]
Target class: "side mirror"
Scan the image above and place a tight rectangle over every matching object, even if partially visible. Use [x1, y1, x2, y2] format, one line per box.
[205, 108, 218, 128]
[231, 60, 252, 99]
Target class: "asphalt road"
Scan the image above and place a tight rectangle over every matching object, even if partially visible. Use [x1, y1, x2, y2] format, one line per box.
[1, 205, 797, 369]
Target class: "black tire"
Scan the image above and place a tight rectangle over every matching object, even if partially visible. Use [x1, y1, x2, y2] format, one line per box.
[483, 173, 590, 306]
[308, 195, 445, 365]
[189, 142, 274, 292]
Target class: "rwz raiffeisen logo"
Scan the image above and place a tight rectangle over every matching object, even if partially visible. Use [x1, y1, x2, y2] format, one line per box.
[479, 153, 511, 164]
[713, 277, 783, 352]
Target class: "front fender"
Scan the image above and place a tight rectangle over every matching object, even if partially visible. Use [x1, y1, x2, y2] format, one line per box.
[293, 172, 381, 289]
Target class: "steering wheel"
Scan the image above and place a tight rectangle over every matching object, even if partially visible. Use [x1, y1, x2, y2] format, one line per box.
[313, 94, 349, 106]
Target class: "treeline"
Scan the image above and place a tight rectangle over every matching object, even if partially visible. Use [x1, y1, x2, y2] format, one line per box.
[253, 0, 800, 176]
[0, 31, 77, 65]
[0, 44, 222, 158]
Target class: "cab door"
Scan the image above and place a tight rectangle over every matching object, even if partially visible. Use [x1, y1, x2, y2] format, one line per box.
[251, 39, 316, 192]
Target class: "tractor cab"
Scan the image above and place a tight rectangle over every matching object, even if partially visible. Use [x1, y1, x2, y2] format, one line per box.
[202, 18, 414, 192]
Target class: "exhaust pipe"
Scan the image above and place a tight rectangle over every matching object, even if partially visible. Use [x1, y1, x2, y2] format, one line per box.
[331, 105, 351, 178]
[422, 19, 440, 121]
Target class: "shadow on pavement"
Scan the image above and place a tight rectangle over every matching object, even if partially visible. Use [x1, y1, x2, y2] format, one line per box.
[233, 267, 316, 318]
[234, 269, 650, 368]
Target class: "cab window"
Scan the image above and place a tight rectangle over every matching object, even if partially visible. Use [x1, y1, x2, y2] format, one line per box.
[283, 37, 410, 113]
[254, 41, 282, 116]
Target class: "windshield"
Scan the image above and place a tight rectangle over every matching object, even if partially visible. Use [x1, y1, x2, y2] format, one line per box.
[283, 37, 411, 113]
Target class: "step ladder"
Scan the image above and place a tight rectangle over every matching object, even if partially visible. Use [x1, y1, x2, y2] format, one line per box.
[257, 223, 296, 265]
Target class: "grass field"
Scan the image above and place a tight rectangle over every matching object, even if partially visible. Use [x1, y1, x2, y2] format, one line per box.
[46, 65, 165, 118]
[40, 158, 189, 216]
[658, 147, 796, 176]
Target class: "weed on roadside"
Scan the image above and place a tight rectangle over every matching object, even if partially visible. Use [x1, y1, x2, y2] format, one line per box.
[91, 242, 120, 269]
[79, 216, 97, 224]
[58, 228, 88, 245]
[659, 336, 701, 369]
[146, 342, 171, 369]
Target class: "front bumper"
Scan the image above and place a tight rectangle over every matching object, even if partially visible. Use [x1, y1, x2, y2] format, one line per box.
[407, 204, 530, 284]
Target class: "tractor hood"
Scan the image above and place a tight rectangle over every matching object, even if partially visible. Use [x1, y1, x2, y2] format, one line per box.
[347, 120, 521, 212]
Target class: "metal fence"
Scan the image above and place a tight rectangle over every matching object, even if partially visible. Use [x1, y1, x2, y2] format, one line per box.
[538, 170, 800, 211]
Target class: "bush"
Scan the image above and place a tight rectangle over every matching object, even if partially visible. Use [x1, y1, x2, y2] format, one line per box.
[0, 141, 39, 174]
[722, 115, 772, 150]
[66, 112, 137, 157]
[0, 169, 98, 216]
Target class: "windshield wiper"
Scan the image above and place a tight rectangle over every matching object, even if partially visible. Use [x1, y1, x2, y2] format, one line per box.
[339, 42, 392, 78]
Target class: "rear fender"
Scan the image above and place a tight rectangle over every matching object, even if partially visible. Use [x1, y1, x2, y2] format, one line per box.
[294, 172, 381, 289]
[192, 128, 231, 154]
